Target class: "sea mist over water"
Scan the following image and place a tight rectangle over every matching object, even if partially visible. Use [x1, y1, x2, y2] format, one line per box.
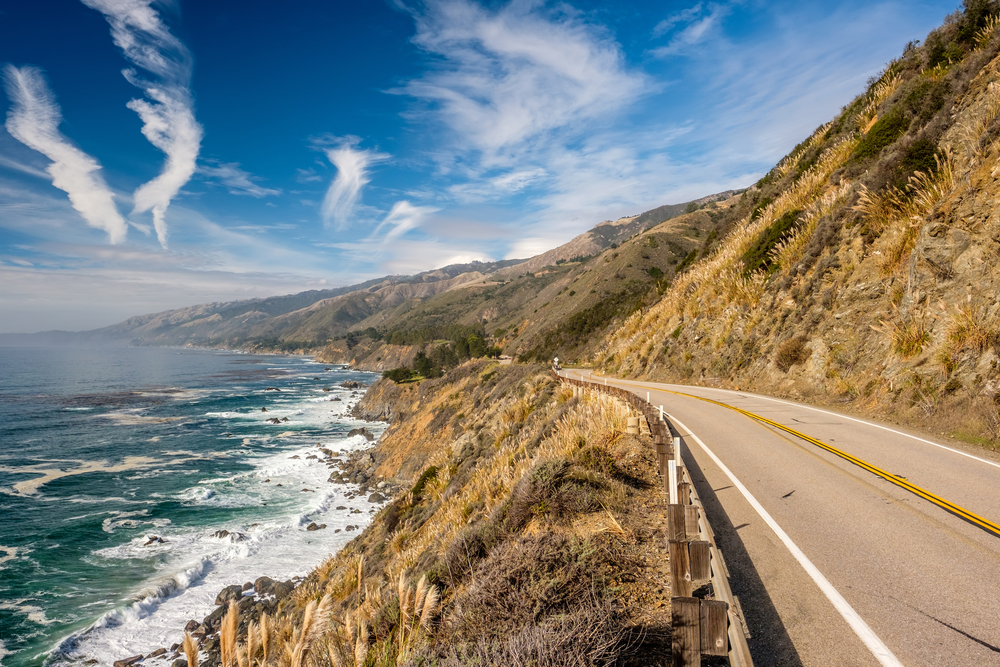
[0, 347, 384, 666]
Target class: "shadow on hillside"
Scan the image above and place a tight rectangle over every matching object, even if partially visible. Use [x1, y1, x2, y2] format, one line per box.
[681, 447, 804, 667]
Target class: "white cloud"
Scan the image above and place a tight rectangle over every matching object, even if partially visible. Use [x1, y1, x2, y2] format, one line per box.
[653, 5, 703, 38]
[327, 236, 491, 276]
[446, 166, 547, 202]
[371, 200, 438, 243]
[399, 0, 648, 165]
[320, 141, 388, 230]
[0, 150, 51, 180]
[650, 3, 731, 58]
[82, 0, 203, 249]
[296, 168, 323, 183]
[199, 160, 281, 197]
[3, 66, 129, 244]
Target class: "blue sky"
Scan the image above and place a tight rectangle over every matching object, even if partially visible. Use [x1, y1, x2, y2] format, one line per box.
[0, 0, 957, 332]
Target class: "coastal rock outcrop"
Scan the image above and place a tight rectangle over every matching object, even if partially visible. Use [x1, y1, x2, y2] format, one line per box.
[214, 584, 243, 605]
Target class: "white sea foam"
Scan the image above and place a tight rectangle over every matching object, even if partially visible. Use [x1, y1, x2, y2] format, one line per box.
[0, 545, 19, 569]
[49, 385, 386, 666]
[101, 510, 151, 534]
[0, 599, 53, 625]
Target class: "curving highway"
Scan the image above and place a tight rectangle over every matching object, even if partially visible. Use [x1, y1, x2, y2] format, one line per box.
[563, 370, 1000, 666]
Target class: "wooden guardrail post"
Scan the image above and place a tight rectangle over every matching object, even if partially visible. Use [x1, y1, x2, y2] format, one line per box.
[700, 600, 730, 657]
[669, 540, 693, 597]
[672, 597, 701, 667]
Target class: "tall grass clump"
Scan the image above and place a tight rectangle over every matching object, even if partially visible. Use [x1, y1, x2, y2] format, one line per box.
[874, 316, 932, 357]
[856, 71, 904, 132]
[854, 150, 956, 275]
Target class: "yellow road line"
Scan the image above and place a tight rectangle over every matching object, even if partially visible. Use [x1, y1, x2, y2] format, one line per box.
[600, 375, 1000, 539]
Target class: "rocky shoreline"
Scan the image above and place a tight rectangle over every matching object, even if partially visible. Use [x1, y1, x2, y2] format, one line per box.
[109, 377, 404, 667]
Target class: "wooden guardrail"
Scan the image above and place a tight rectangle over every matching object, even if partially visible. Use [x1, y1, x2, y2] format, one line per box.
[554, 371, 753, 667]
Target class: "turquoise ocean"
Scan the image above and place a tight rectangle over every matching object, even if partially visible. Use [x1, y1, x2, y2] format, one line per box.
[0, 347, 383, 666]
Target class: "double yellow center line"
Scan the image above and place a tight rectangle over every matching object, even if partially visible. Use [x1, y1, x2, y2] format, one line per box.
[613, 377, 1000, 539]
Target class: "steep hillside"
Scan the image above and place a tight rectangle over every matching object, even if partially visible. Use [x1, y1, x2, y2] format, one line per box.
[167, 361, 677, 665]
[599, 4, 1000, 448]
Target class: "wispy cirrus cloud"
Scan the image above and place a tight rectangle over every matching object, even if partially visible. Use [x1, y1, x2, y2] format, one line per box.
[3, 66, 128, 244]
[371, 200, 438, 243]
[199, 160, 281, 198]
[320, 139, 389, 230]
[82, 0, 203, 249]
[653, 4, 705, 38]
[650, 3, 731, 57]
[399, 0, 648, 166]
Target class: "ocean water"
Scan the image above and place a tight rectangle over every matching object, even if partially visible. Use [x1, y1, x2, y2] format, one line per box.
[0, 347, 384, 666]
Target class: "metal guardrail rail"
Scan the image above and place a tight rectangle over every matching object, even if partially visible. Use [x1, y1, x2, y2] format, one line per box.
[555, 371, 754, 667]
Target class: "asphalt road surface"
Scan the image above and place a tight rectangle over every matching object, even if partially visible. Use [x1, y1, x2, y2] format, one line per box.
[563, 370, 1000, 666]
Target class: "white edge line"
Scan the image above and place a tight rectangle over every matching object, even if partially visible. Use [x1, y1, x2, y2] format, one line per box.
[666, 410, 903, 667]
[676, 384, 1000, 471]
[584, 370, 1000, 471]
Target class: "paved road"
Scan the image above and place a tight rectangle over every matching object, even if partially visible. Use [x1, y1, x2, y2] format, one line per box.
[563, 370, 1000, 666]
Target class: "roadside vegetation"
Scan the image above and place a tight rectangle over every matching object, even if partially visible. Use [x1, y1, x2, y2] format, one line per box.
[599, 0, 1000, 450]
[188, 362, 674, 666]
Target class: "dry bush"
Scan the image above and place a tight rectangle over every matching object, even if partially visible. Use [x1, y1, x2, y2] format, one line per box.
[776, 337, 811, 371]
[445, 532, 616, 643]
[425, 600, 642, 667]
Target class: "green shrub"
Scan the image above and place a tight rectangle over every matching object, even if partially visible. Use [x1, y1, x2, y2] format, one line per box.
[892, 137, 941, 189]
[750, 196, 773, 221]
[411, 465, 439, 497]
[675, 248, 698, 274]
[647, 266, 663, 280]
[414, 351, 440, 378]
[574, 445, 618, 478]
[383, 367, 415, 383]
[853, 111, 910, 162]
[741, 209, 802, 275]
[903, 78, 949, 124]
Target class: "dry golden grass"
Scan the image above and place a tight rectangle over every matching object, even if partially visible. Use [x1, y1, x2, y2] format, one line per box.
[977, 14, 1000, 49]
[183, 632, 199, 667]
[943, 301, 998, 355]
[853, 151, 957, 276]
[873, 315, 932, 358]
[226, 368, 645, 667]
[220, 600, 238, 667]
[599, 132, 859, 374]
[771, 182, 853, 273]
[856, 71, 902, 131]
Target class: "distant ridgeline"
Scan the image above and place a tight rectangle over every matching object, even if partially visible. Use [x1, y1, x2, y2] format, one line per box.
[2, 189, 744, 370]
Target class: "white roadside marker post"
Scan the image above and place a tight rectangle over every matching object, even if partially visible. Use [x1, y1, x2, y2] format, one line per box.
[668, 460, 678, 504]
